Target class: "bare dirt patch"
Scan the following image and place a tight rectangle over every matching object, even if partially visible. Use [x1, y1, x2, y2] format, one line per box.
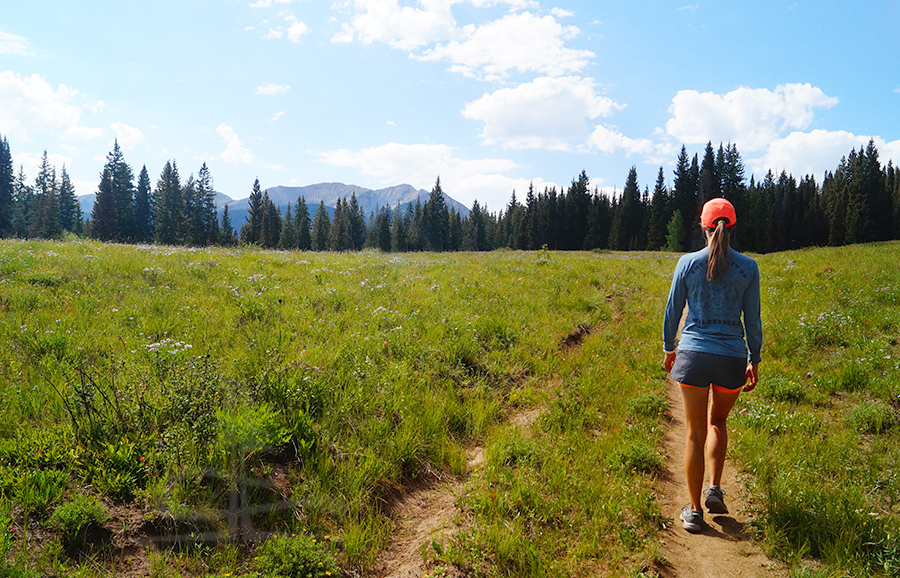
[655, 378, 787, 578]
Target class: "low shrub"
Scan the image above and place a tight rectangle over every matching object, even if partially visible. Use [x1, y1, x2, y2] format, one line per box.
[254, 533, 340, 578]
[760, 377, 808, 404]
[846, 402, 896, 434]
[628, 393, 669, 418]
[49, 494, 108, 548]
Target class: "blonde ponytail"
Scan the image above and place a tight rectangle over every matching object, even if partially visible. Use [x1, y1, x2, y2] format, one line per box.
[706, 220, 730, 281]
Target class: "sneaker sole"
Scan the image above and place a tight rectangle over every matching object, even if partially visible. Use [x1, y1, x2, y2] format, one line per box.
[680, 512, 703, 533]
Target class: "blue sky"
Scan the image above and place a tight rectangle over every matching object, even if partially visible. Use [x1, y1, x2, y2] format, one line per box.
[2, 1, 899, 210]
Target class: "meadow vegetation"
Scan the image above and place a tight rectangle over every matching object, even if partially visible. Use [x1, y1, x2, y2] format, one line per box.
[0, 238, 898, 577]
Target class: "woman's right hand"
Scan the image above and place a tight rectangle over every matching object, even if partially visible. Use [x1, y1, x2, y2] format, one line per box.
[664, 351, 677, 373]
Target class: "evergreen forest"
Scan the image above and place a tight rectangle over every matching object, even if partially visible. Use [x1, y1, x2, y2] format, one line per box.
[1, 135, 899, 254]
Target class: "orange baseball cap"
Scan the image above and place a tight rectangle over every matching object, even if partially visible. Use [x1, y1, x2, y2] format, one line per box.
[700, 198, 736, 228]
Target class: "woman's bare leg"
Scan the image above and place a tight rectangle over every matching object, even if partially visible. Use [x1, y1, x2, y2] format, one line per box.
[681, 385, 710, 511]
[707, 386, 741, 488]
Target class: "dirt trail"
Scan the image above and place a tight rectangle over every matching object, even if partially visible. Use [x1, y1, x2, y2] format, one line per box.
[656, 379, 786, 578]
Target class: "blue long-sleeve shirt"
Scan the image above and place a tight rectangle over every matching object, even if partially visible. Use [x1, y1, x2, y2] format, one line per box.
[663, 247, 762, 364]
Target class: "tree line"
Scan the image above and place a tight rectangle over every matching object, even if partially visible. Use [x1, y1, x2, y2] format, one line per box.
[1, 133, 899, 254]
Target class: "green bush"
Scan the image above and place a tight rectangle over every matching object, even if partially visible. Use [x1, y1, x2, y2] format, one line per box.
[760, 377, 808, 404]
[628, 393, 669, 418]
[254, 533, 340, 578]
[49, 494, 108, 547]
[846, 402, 896, 434]
[610, 442, 664, 476]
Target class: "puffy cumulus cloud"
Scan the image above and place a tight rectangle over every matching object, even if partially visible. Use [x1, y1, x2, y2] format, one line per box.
[336, 2, 592, 79]
[588, 124, 654, 156]
[551, 7, 573, 17]
[462, 76, 623, 150]
[0, 70, 96, 141]
[0, 30, 32, 55]
[665, 83, 839, 151]
[287, 21, 309, 42]
[256, 83, 290, 95]
[341, 0, 462, 51]
[266, 28, 284, 39]
[418, 11, 593, 79]
[317, 141, 548, 207]
[216, 124, 256, 164]
[111, 122, 144, 150]
[751, 130, 900, 179]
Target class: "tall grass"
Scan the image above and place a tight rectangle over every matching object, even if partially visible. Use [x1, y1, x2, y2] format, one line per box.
[3, 238, 899, 576]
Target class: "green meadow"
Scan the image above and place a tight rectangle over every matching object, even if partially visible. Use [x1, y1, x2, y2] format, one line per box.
[0, 239, 899, 577]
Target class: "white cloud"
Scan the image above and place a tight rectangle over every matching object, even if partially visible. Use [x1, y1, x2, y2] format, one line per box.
[751, 129, 900, 179]
[287, 21, 309, 42]
[256, 83, 290, 95]
[332, 22, 355, 43]
[0, 70, 86, 141]
[216, 124, 256, 164]
[551, 7, 573, 17]
[266, 28, 284, 39]
[317, 141, 548, 208]
[679, 4, 700, 11]
[418, 12, 593, 80]
[386, 120, 396, 125]
[269, 111, 286, 122]
[0, 30, 31, 55]
[337, 3, 591, 79]
[65, 125, 105, 140]
[588, 124, 654, 156]
[110, 121, 144, 150]
[90, 100, 107, 114]
[344, 0, 463, 51]
[251, 0, 293, 7]
[665, 83, 839, 151]
[462, 76, 624, 150]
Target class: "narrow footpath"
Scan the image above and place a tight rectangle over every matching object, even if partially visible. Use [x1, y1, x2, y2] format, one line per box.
[656, 378, 786, 578]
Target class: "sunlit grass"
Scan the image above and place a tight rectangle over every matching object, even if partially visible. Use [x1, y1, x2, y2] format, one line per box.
[2, 238, 900, 576]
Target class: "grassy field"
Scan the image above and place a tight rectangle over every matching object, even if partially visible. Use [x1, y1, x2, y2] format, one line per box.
[0, 239, 899, 577]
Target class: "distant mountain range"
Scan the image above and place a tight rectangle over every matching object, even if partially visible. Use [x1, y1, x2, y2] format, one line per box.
[78, 182, 470, 228]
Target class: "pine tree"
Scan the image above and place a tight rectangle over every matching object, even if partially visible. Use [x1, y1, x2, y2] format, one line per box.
[296, 196, 311, 250]
[566, 170, 591, 250]
[664, 210, 684, 252]
[220, 204, 237, 246]
[105, 140, 135, 241]
[58, 165, 81, 234]
[278, 202, 297, 250]
[134, 165, 154, 243]
[259, 192, 282, 249]
[241, 179, 264, 245]
[91, 168, 118, 242]
[348, 193, 366, 250]
[0, 135, 13, 238]
[375, 209, 392, 251]
[645, 167, 670, 250]
[329, 198, 351, 251]
[311, 201, 330, 251]
[422, 177, 449, 251]
[391, 207, 408, 252]
[154, 160, 184, 245]
[197, 163, 218, 246]
[12, 166, 34, 238]
[609, 166, 643, 250]
[672, 146, 695, 251]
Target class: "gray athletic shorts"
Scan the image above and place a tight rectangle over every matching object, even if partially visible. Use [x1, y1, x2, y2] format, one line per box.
[671, 350, 747, 391]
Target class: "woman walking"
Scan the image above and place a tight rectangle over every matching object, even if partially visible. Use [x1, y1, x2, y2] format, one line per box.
[662, 198, 762, 533]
